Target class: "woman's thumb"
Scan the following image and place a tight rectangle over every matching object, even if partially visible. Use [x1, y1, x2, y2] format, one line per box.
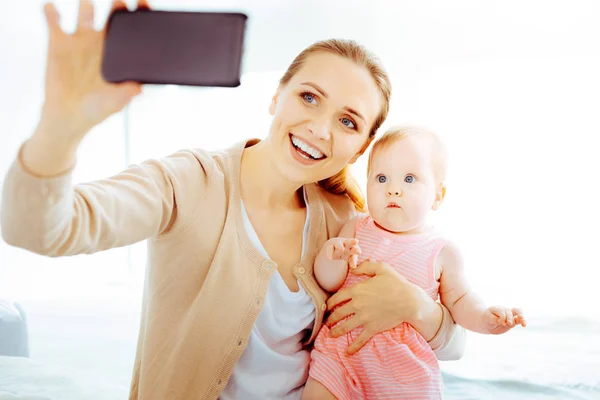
[349, 258, 381, 276]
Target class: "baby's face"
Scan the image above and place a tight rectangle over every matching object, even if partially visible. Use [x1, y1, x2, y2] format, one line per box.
[367, 136, 441, 233]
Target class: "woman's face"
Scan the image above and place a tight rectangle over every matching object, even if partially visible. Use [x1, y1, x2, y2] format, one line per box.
[266, 52, 382, 185]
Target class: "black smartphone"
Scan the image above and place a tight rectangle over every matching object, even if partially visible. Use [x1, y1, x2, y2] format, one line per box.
[101, 10, 247, 87]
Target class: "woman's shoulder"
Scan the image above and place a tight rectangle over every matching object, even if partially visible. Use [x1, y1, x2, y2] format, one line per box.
[153, 139, 250, 184]
[139, 141, 250, 237]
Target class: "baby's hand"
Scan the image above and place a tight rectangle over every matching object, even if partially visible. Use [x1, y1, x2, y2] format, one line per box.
[325, 238, 361, 269]
[483, 306, 527, 334]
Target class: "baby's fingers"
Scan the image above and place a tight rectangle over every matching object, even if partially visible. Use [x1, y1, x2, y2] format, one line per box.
[484, 310, 497, 325]
[348, 244, 362, 257]
[492, 307, 507, 325]
[513, 308, 527, 327]
[341, 238, 359, 248]
[505, 308, 514, 326]
[349, 254, 358, 270]
[331, 240, 345, 259]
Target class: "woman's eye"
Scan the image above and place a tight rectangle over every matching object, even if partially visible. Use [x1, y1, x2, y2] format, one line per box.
[377, 175, 387, 183]
[341, 117, 356, 129]
[302, 92, 317, 104]
[405, 175, 415, 183]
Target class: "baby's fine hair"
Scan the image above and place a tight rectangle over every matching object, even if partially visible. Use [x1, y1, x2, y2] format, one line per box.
[368, 125, 448, 183]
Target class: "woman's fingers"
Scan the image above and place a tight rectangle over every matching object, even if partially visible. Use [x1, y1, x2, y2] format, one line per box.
[43, 2, 63, 37]
[346, 329, 373, 355]
[110, 0, 128, 12]
[330, 313, 361, 338]
[326, 302, 354, 328]
[137, 0, 151, 10]
[350, 260, 397, 278]
[109, 0, 151, 13]
[326, 287, 352, 311]
[76, 0, 95, 31]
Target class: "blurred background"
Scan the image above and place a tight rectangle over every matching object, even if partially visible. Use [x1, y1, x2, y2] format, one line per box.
[0, 0, 599, 399]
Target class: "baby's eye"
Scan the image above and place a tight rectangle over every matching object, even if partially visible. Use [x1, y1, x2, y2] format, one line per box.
[377, 174, 387, 183]
[405, 175, 415, 183]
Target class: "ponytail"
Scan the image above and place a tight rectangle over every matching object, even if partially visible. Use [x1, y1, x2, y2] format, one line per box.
[318, 166, 366, 212]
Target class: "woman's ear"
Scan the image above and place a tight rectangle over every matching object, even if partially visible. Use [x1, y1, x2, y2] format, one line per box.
[349, 136, 375, 164]
[432, 183, 446, 210]
[349, 151, 363, 164]
[269, 89, 280, 116]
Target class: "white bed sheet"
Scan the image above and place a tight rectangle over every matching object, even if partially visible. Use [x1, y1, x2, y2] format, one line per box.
[0, 356, 128, 400]
[1, 316, 599, 400]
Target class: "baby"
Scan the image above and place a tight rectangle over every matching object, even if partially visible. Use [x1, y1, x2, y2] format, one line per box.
[303, 126, 526, 400]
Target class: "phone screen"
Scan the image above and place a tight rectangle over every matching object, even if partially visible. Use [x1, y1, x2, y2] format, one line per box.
[102, 10, 247, 87]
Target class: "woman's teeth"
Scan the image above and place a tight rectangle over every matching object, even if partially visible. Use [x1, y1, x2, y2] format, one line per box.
[291, 135, 325, 160]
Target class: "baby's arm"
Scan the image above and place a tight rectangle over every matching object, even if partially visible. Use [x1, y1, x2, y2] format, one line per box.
[314, 216, 361, 293]
[438, 242, 526, 334]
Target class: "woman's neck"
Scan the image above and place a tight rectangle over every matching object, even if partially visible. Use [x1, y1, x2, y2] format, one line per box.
[240, 140, 305, 211]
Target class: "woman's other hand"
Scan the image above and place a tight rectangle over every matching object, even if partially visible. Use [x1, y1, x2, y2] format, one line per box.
[325, 260, 438, 355]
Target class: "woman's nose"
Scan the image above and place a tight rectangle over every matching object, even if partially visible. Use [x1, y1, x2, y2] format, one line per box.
[308, 118, 331, 140]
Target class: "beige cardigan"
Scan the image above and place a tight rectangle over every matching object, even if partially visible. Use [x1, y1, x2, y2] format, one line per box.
[1, 139, 463, 399]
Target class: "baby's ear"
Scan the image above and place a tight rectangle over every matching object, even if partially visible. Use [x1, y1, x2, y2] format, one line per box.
[432, 183, 446, 210]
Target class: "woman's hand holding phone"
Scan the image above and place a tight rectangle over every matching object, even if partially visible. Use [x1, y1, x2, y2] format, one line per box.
[22, 0, 148, 177]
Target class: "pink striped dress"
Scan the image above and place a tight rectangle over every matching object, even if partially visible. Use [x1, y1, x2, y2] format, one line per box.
[309, 215, 446, 400]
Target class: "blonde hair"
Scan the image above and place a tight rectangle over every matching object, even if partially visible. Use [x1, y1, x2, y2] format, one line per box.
[279, 39, 392, 211]
[368, 125, 448, 183]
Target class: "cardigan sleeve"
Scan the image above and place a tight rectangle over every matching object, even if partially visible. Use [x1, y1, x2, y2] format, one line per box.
[1, 144, 211, 257]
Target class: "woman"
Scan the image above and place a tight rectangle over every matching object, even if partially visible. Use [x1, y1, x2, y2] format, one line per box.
[0, 1, 465, 399]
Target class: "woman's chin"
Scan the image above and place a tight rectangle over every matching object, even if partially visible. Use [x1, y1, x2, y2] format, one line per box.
[278, 158, 335, 186]
[275, 163, 317, 187]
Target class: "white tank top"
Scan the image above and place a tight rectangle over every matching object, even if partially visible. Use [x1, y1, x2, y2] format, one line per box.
[219, 196, 316, 400]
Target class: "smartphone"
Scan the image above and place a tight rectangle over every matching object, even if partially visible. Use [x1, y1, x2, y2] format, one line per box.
[102, 10, 247, 87]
